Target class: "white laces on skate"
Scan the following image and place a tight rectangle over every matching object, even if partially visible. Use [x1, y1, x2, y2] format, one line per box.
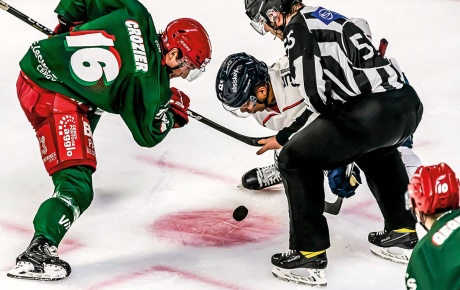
[46, 245, 59, 257]
[257, 165, 282, 187]
[280, 249, 296, 257]
[35, 242, 59, 257]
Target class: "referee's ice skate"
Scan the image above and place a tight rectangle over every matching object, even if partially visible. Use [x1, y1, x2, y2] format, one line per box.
[7, 238, 71, 281]
[271, 250, 327, 287]
[368, 228, 418, 264]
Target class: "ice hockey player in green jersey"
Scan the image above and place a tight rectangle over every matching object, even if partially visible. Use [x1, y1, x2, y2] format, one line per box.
[405, 163, 460, 290]
[7, 0, 211, 281]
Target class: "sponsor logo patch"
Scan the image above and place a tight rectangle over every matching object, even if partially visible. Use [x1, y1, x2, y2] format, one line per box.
[312, 7, 346, 25]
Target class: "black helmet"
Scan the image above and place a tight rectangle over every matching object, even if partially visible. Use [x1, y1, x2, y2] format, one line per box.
[245, 0, 297, 23]
[216, 52, 269, 108]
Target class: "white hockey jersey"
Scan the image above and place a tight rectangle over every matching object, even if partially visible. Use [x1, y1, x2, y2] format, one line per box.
[252, 56, 313, 131]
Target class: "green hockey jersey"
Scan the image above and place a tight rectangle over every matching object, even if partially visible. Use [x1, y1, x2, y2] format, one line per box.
[19, 0, 174, 147]
[405, 209, 460, 290]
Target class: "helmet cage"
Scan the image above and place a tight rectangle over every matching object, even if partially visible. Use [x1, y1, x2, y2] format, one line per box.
[247, 2, 282, 35]
[175, 55, 209, 82]
[222, 95, 258, 118]
[186, 68, 204, 82]
[250, 14, 268, 35]
[245, 0, 298, 34]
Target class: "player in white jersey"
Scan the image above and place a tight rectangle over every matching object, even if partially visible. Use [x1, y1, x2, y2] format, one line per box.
[217, 52, 361, 198]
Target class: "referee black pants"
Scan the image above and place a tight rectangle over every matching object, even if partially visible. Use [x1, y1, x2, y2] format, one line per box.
[277, 84, 423, 251]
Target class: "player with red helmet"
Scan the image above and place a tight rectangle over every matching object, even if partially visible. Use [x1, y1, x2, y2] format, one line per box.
[405, 163, 460, 290]
[7, 0, 211, 281]
[161, 18, 212, 82]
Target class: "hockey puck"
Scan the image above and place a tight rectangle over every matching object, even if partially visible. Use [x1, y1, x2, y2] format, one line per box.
[232, 205, 248, 221]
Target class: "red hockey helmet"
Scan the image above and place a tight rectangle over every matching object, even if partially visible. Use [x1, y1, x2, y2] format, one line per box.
[407, 163, 460, 215]
[161, 18, 212, 72]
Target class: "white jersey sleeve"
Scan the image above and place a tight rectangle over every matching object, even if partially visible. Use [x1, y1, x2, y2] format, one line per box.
[398, 146, 422, 179]
[253, 56, 309, 131]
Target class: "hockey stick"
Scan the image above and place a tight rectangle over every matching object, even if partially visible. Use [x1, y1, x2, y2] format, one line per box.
[324, 196, 343, 215]
[0, 1, 54, 35]
[187, 109, 271, 147]
[378, 38, 388, 57]
[0, 2, 271, 147]
[323, 168, 344, 215]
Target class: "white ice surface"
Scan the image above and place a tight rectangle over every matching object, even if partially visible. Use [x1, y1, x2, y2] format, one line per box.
[0, 0, 459, 289]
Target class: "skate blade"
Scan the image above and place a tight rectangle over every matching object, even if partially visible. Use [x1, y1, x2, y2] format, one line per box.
[7, 262, 69, 281]
[370, 244, 412, 264]
[237, 184, 284, 191]
[272, 266, 327, 287]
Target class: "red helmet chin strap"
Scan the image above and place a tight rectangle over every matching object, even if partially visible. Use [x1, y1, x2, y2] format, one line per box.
[158, 35, 168, 67]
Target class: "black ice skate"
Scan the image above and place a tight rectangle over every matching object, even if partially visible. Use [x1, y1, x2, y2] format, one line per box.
[241, 164, 282, 190]
[7, 237, 71, 281]
[368, 228, 418, 264]
[271, 250, 328, 287]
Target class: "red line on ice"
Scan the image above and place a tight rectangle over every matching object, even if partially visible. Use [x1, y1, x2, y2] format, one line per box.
[136, 155, 238, 184]
[152, 209, 280, 247]
[87, 265, 246, 290]
[341, 200, 381, 221]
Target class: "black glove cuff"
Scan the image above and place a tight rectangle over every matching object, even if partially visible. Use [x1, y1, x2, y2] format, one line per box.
[54, 15, 72, 34]
[275, 129, 290, 146]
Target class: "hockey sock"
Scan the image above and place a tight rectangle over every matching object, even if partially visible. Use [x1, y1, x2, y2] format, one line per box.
[300, 250, 326, 258]
[33, 197, 74, 247]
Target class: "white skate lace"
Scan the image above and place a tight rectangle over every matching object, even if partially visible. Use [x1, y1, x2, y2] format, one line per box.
[375, 230, 387, 236]
[256, 164, 282, 187]
[281, 250, 296, 257]
[45, 245, 59, 257]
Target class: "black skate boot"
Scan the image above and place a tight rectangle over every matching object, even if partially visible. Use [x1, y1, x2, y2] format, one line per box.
[368, 228, 418, 264]
[241, 164, 282, 190]
[271, 250, 328, 287]
[7, 237, 71, 281]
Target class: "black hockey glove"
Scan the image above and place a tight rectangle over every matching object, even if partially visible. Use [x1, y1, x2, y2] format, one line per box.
[54, 15, 84, 35]
[327, 164, 361, 198]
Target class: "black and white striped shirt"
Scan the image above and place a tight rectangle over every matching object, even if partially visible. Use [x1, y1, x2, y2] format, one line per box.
[284, 6, 406, 114]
